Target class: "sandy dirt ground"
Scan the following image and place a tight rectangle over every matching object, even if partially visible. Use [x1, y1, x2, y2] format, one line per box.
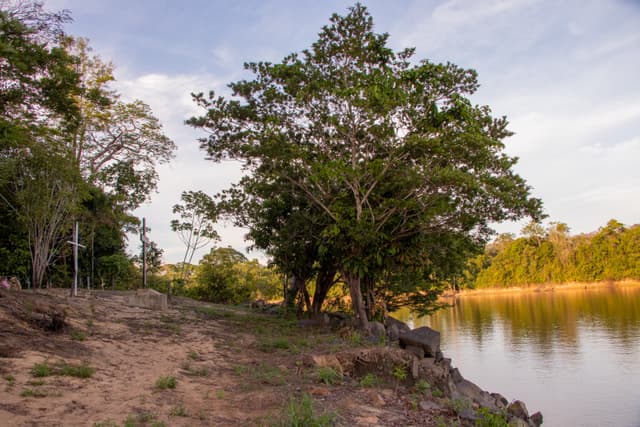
[0, 289, 460, 426]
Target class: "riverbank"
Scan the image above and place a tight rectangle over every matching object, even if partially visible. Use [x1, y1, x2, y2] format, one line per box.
[442, 279, 640, 298]
[0, 288, 540, 426]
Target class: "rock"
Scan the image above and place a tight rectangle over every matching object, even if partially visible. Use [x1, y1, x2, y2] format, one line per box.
[435, 349, 444, 362]
[304, 354, 343, 375]
[387, 324, 400, 341]
[529, 411, 543, 427]
[507, 400, 529, 420]
[490, 393, 508, 408]
[385, 316, 411, 334]
[369, 321, 386, 340]
[454, 379, 497, 410]
[125, 289, 167, 311]
[411, 358, 420, 379]
[363, 389, 386, 407]
[457, 407, 477, 421]
[309, 386, 329, 397]
[509, 418, 529, 427]
[404, 345, 425, 358]
[450, 367, 464, 384]
[399, 326, 440, 357]
[419, 400, 441, 411]
[355, 415, 379, 426]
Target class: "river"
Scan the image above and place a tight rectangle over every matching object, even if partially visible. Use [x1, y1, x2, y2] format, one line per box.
[394, 284, 640, 427]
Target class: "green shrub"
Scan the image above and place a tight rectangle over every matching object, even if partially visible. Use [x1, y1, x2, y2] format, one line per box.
[475, 407, 509, 427]
[155, 376, 176, 390]
[316, 367, 341, 385]
[281, 394, 335, 427]
[359, 373, 382, 388]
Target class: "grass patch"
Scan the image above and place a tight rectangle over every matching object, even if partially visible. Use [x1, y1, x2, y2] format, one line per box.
[257, 337, 292, 353]
[32, 361, 94, 378]
[3, 374, 15, 384]
[70, 330, 86, 341]
[254, 363, 285, 386]
[93, 421, 119, 427]
[27, 379, 45, 386]
[155, 375, 176, 390]
[359, 372, 382, 388]
[315, 367, 341, 385]
[279, 393, 335, 427]
[21, 388, 50, 398]
[187, 350, 199, 360]
[169, 404, 188, 417]
[475, 407, 509, 427]
[414, 379, 431, 394]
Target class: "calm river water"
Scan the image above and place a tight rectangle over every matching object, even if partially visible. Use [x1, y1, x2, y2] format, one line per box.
[395, 285, 640, 427]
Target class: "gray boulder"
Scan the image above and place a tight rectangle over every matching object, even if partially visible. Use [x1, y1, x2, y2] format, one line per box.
[507, 400, 529, 420]
[399, 326, 440, 357]
[369, 321, 386, 340]
[385, 316, 411, 335]
[529, 411, 543, 427]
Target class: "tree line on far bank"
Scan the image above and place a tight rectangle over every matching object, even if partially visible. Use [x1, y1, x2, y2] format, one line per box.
[461, 219, 640, 289]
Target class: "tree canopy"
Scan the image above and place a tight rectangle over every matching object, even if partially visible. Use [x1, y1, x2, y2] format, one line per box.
[189, 4, 543, 327]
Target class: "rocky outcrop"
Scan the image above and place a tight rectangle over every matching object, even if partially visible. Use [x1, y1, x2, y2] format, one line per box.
[399, 326, 441, 357]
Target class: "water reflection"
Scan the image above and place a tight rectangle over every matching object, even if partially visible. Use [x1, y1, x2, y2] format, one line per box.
[394, 286, 640, 427]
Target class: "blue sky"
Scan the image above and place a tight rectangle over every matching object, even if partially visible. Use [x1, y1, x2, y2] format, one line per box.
[47, 0, 640, 264]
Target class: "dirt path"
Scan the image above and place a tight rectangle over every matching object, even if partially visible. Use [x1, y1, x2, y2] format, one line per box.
[0, 289, 460, 426]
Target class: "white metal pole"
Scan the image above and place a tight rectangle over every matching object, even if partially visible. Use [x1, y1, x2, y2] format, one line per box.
[73, 222, 78, 297]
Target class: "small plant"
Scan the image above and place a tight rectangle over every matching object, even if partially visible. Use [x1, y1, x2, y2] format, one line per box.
[359, 372, 382, 388]
[93, 421, 119, 427]
[3, 374, 15, 384]
[432, 388, 444, 398]
[392, 365, 407, 383]
[31, 362, 52, 377]
[155, 375, 177, 390]
[215, 389, 225, 399]
[27, 379, 45, 386]
[187, 350, 199, 360]
[475, 407, 509, 427]
[20, 388, 48, 398]
[348, 330, 362, 346]
[282, 393, 335, 427]
[315, 367, 340, 385]
[414, 379, 431, 394]
[170, 404, 188, 417]
[254, 363, 285, 386]
[70, 330, 86, 341]
[452, 398, 472, 414]
[257, 337, 291, 353]
[58, 362, 95, 378]
[233, 365, 248, 375]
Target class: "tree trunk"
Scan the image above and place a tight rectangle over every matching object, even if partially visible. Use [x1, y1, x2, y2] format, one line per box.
[342, 269, 369, 331]
[311, 266, 337, 316]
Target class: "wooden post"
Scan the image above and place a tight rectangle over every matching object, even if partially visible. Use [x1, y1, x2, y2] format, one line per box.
[67, 222, 86, 297]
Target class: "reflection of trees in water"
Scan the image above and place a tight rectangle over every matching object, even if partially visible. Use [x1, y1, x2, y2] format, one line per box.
[401, 287, 640, 355]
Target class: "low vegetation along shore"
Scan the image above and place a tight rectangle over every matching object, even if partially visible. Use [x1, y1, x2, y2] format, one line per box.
[1, 288, 541, 426]
[443, 279, 640, 298]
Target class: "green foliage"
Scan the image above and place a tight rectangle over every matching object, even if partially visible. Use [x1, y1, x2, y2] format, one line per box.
[31, 362, 52, 378]
[32, 361, 94, 378]
[414, 379, 431, 394]
[154, 376, 176, 390]
[189, 247, 281, 304]
[475, 407, 509, 427]
[315, 367, 341, 385]
[189, 4, 542, 321]
[359, 373, 382, 388]
[280, 394, 335, 427]
[467, 220, 640, 288]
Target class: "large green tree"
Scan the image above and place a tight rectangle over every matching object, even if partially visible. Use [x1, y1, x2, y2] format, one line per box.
[189, 4, 543, 328]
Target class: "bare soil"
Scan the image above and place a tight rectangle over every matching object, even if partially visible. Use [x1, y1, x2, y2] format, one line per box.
[0, 289, 462, 426]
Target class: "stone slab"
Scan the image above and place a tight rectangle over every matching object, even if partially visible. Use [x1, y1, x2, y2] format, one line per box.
[125, 288, 168, 311]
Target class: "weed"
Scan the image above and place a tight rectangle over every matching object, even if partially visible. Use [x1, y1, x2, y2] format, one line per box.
[348, 330, 362, 346]
[254, 363, 285, 386]
[86, 319, 94, 329]
[155, 376, 177, 390]
[281, 393, 335, 427]
[233, 365, 248, 375]
[475, 407, 509, 427]
[432, 388, 444, 398]
[187, 350, 199, 360]
[170, 405, 188, 417]
[435, 415, 459, 427]
[315, 367, 341, 385]
[359, 372, 382, 388]
[452, 398, 472, 414]
[20, 388, 48, 398]
[31, 362, 52, 377]
[392, 365, 407, 382]
[414, 379, 431, 394]
[57, 362, 95, 378]
[257, 337, 291, 353]
[27, 379, 45, 386]
[216, 389, 225, 399]
[3, 374, 15, 384]
[70, 330, 86, 341]
[93, 421, 119, 427]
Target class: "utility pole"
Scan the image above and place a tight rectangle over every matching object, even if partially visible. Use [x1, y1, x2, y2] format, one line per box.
[141, 217, 148, 289]
[67, 222, 86, 297]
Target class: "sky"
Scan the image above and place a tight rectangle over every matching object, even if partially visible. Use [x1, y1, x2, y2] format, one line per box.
[45, 0, 640, 264]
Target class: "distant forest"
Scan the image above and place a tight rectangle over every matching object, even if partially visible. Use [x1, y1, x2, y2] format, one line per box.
[462, 219, 640, 288]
